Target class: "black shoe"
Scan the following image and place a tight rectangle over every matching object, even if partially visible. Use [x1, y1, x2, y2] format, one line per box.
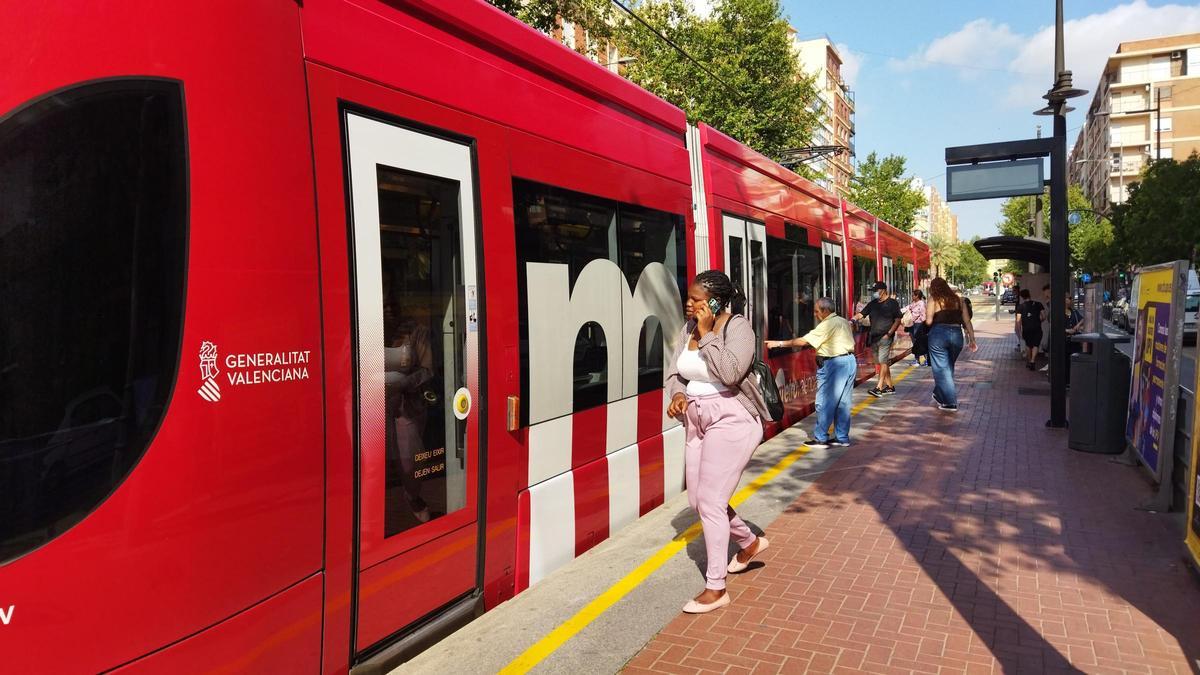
[805, 440, 830, 449]
[937, 403, 959, 412]
[882, 386, 896, 395]
[829, 440, 850, 447]
[868, 387, 884, 398]
[1027, 362, 1035, 370]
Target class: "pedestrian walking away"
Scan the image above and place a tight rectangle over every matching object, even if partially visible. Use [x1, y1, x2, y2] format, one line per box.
[767, 297, 856, 449]
[1038, 284, 1052, 354]
[1016, 289, 1045, 370]
[665, 270, 775, 615]
[1011, 283, 1025, 356]
[853, 281, 903, 397]
[902, 289, 928, 366]
[924, 277, 978, 411]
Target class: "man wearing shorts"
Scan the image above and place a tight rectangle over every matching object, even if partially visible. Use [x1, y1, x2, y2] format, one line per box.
[854, 281, 903, 397]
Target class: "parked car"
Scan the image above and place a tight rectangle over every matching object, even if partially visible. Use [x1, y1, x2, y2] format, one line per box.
[1000, 289, 1017, 305]
[1112, 297, 1130, 331]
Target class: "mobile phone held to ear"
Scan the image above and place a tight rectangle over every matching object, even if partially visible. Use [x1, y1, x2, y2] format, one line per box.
[707, 298, 722, 315]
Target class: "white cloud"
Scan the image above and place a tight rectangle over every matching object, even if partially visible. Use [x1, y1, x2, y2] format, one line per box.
[890, 18, 1023, 79]
[892, 2, 1200, 99]
[836, 42, 864, 89]
[1005, 0, 1200, 105]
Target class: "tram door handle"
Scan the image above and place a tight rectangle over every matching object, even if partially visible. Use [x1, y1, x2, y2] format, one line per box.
[506, 396, 520, 432]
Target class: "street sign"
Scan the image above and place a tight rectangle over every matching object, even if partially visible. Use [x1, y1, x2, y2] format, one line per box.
[946, 158, 1045, 202]
[1001, 272, 1015, 286]
[1081, 273, 1091, 283]
[1068, 211, 1081, 225]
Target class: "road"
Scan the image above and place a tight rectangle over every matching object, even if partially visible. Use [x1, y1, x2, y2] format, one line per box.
[970, 293, 1196, 390]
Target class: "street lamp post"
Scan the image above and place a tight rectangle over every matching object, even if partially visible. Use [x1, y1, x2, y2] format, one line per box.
[1033, 0, 1088, 428]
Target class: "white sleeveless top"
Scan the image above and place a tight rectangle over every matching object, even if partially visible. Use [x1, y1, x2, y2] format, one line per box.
[677, 348, 728, 396]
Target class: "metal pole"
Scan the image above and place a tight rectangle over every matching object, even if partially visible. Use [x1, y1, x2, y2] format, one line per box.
[1046, 0, 1068, 428]
[1049, 106, 1069, 427]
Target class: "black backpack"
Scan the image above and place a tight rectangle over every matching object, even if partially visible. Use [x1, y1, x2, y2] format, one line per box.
[723, 318, 785, 422]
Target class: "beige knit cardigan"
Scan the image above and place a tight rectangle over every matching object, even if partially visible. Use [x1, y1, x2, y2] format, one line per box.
[664, 313, 774, 421]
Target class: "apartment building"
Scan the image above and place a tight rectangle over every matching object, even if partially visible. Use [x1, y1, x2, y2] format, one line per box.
[909, 178, 959, 243]
[792, 32, 856, 197]
[1070, 33, 1200, 212]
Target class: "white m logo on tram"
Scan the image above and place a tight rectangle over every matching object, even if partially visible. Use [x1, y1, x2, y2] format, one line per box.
[525, 259, 683, 425]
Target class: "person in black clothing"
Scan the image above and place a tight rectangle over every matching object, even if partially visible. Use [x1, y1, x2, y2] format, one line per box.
[853, 281, 903, 397]
[1016, 289, 1045, 370]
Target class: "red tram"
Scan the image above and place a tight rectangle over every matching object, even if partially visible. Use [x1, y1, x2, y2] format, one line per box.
[0, 1, 928, 672]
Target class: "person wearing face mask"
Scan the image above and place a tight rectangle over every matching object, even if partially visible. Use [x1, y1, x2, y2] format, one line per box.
[852, 281, 903, 397]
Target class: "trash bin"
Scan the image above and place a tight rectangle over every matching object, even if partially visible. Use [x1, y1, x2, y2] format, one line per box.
[1068, 332, 1132, 454]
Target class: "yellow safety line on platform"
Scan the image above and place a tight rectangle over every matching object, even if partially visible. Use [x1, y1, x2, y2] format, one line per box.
[499, 363, 920, 674]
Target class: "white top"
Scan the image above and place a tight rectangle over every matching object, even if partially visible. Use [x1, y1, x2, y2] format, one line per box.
[676, 348, 728, 396]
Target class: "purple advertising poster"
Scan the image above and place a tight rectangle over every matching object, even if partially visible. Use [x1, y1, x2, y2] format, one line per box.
[1125, 297, 1171, 474]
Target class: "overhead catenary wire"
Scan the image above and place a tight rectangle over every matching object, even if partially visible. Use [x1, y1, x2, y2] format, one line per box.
[609, 0, 740, 98]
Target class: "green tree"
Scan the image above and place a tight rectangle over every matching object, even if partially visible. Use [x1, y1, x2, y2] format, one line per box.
[617, 0, 820, 160]
[947, 238, 989, 288]
[993, 184, 1114, 273]
[1111, 153, 1200, 267]
[488, 0, 617, 42]
[928, 234, 959, 279]
[493, 0, 821, 162]
[847, 152, 926, 232]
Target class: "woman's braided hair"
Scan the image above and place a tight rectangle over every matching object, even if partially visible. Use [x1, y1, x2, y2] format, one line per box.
[694, 270, 746, 314]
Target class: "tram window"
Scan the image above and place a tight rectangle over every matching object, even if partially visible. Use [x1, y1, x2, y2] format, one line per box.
[573, 322, 608, 411]
[853, 256, 877, 311]
[377, 167, 467, 537]
[617, 204, 686, 299]
[636, 317, 664, 393]
[766, 238, 821, 354]
[0, 80, 187, 563]
[514, 180, 686, 422]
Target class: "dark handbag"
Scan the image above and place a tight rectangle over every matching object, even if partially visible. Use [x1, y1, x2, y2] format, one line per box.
[723, 318, 784, 421]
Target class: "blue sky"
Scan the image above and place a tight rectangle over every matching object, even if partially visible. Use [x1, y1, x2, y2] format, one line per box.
[774, 0, 1200, 240]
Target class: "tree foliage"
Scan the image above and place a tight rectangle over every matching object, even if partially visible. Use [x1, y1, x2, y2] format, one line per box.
[617, 0, 820, 160]
[993, 184, 1115, 273]
[927, 234, 959, 280]
[491, 0, 821, 162]
[847, 152, 926, 233]
[489, 0, 617, 40]
[1111, 153, 1200, 268]
[947, 238, 990, 288]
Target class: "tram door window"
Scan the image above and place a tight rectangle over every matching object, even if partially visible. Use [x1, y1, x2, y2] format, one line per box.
[821, 241, 845, 315]
[343, 112, 480, 569]
[766, 236, 822, 353]
[0, 80, 187, 564]
[853, 256, 878, 313]
[722, 215, 767, 345]
[882, 257, 894, 299]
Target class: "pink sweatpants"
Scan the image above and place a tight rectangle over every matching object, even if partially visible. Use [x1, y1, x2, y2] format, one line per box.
[684, 391, 763, 590]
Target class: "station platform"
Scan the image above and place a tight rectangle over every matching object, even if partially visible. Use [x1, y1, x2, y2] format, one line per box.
[397, 319, 1200, 674]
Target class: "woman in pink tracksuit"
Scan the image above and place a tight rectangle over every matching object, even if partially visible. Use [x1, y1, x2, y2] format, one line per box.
[665, 270, 775, 614]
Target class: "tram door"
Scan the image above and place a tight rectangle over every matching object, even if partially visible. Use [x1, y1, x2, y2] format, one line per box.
[343, 111, 482, 649]
[821, 241, 845, 315]
[723, 214, 767, 345]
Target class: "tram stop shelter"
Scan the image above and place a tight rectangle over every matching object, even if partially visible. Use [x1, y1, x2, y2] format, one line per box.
[973, 236, 1050, 270]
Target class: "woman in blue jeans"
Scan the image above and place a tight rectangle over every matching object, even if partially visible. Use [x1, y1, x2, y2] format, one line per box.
[923, 278, 977, 411]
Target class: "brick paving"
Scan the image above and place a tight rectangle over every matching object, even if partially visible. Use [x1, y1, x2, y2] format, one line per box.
[625, 319, 1200, 674]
